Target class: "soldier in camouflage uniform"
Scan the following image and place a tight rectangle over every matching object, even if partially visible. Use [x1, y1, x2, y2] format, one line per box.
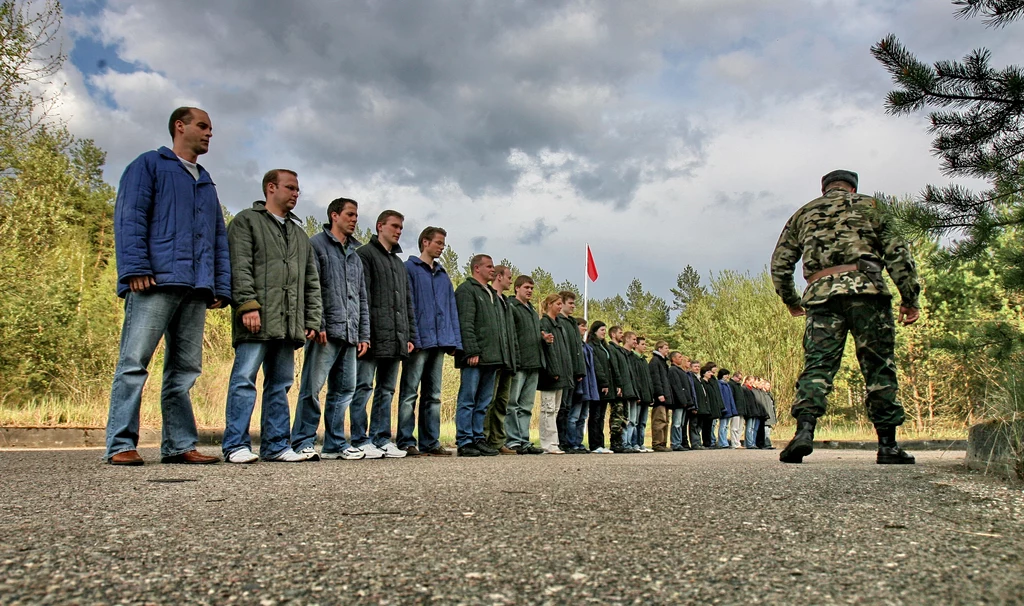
[770, 169, 921, 465]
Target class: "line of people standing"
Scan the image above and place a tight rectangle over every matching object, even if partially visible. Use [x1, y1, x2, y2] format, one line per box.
[103, 106, 778, 466]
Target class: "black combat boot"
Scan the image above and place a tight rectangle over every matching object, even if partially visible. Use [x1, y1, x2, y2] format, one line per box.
[779, 416, 816, 464]
[876, 426, 915, 465]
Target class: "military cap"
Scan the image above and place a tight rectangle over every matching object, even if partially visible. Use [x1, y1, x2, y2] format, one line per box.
[821, 169, 858, 192]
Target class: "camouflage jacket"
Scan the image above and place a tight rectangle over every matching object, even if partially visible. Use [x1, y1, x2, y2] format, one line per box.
[770, 189, 920, 309]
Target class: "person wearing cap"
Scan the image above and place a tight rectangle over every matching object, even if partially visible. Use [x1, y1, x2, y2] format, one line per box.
[770, 169, 921, 465]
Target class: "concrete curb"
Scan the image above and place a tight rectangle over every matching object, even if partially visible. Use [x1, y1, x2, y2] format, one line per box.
[965, 421, 1023, 482]
[1, 426, 966, 451]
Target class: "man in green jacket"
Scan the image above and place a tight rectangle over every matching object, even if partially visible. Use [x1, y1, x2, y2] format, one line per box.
[505, 275, 547, 455]
[483, 265, 519, 453]
[454, 254, 514, 457]
[222, 169, 322, 464]
[556, 291, 585, 451]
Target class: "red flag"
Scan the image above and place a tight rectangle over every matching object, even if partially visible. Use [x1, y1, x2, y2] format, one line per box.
[586, 244, 599, 282]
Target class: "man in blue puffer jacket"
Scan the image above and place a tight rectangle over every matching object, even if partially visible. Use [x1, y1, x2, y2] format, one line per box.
[105, 107, 230, 466]
[395, 226, 462, 456]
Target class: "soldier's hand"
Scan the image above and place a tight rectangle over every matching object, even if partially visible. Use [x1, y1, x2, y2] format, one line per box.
[898, 306, 920, 325]
[788, 305, 805, 317]
[467, 355, 480, 367]
[357, 342, 369, 357]
[317, 331, 327, 345]
[408, 341, 415, 354]
[242, 310, 261, 333]
[305, 329, 318, 341]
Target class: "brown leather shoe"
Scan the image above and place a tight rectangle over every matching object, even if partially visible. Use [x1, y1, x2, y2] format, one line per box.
[498, 446, 517, 455]
[109, 450, 144, 466]
[404, 445, 421, 457]
[423, 446, 453, 456]
[161, 450, 220, 464]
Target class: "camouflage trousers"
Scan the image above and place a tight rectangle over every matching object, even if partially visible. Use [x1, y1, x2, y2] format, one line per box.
[793, 295, 905, 427]
[608, 400, 627, 449]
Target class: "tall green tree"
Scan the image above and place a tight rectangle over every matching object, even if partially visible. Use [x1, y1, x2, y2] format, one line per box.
[670, 265, 706, 312]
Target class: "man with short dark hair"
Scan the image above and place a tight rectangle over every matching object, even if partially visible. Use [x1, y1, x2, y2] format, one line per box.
[484, 265, 519, 453]
[223, 169, 322, 463]
[350, 210, 417, 459]
[606, 326, 635, 453]
[105, 107, 228, 466]
[454, 254, 514, 456]
[396, 226, 461, 457]
[648, 341, 673, 452]
[630, 336, 655, 452]
[505, 275, 546, 455]
[556, 291, 586, 452]
[289, 198, 370, 461]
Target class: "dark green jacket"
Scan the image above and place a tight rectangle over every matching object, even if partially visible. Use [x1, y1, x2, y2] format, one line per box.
[630, 352, 654, 404]
[608, 342, 636, 400]
[557, 314, 585, 378]
[539, 315, 573, 391]
[455, 277, 514, 369]
[509, 298, 543, 371]
[590, 339, 615, 401]
[497, 293, 519, 373]
[228, 201, 322, 347]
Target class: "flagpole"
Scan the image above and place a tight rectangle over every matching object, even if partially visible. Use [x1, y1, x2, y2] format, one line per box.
[584, 243, 589, 324]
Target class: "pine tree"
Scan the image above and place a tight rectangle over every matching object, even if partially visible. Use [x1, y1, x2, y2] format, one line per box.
[871, 1, 1024, 283]
[670, 265, 706, 312]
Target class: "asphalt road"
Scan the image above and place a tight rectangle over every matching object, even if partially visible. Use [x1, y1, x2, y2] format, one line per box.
[0, 447, 1021, 605]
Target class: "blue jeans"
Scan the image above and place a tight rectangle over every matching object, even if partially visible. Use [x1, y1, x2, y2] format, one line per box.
[568, 395, 589, 449]
[223, 340, 295, 459]
[745, 417, 759, 448]
[350, 356, 402, 447]
[291, 338, 358, 454]
[624, 400, 639, 446]
[717, 416, 731, 447]
[671, 409, 684, 448]
[396, 348, 445, 450]
[105, 287, 206, 460]
[634, 403, 649, 448]
[505, 369, 539, 448]
[455, 366, 498, 447]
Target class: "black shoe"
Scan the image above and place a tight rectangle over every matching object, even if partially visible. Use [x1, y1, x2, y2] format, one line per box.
[876, 426, 915, 465]
[611, 446, 626, 454]
[458, 443, 481, 457]
[779, 417, 816, 464]
[690, 445, 704, 451]
[671, 446, 685, 452]
[523, 444, 545, 455]
[475, 440, 499, 456]
[576, 448, 591, 455]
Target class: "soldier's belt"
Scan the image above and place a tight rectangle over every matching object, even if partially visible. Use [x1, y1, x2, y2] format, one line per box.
[807, 264, 858, 283]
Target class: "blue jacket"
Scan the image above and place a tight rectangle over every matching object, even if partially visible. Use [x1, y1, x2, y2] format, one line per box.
[405, 256, 462, 351]
[113, 146, 231, 299]
[719, 380, 739, 418]
[310, 228, 370, 345]
[578, 341, 601, 401]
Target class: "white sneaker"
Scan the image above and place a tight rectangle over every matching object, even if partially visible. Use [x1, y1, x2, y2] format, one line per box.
[600, 447, 614, 454]
[545, 447, 565, 455]
[267, 448, 307, 462]
[357, 443, 385, 459]
[380, 442, 407, 458]
[321, 446, 366, 460]
[227, 448, 259, 464]
[297, 446, 320, 461]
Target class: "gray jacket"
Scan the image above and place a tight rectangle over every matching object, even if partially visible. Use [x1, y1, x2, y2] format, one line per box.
[309, 226, 370, 345]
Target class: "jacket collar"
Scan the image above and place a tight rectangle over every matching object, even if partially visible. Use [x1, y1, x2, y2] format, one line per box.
[409, 255, 447, 275]
[321, 226, 361, 250]
[251, 200, 300, 224]
[369, 234, 403, 255]
[158, 146, 213, 184]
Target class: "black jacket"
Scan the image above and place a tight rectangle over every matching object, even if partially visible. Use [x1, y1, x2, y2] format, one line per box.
[357, 235, 416, 358]
[649, 352, 672, 407]
[590, 339, 616, 401]
[630, 352, 654, 404]
[693, 374, 712, 415]
[539, 315, 573, 391]
[608, 342, 636, 400]
[703, 377, 726, 419]
[668, 365, 693, 411]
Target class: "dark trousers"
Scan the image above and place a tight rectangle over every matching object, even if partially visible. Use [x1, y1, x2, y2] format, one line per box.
[589, 401, 607, 449]
[684, 410, 700, 449]
[556, 385, 573, 449]
[698, 414, 713, 447]
[755, 419, 767, 448]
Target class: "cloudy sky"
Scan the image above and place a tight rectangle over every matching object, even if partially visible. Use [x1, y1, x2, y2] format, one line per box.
[56, 0, 1021, 302]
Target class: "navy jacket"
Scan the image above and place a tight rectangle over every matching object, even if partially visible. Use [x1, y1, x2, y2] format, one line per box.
[114, 146, 231, 299]
[405, 256, 462, 351]
[718, 380, 739, 418]
[578, 341, 601, 402]
[310, 228, 369, 345]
